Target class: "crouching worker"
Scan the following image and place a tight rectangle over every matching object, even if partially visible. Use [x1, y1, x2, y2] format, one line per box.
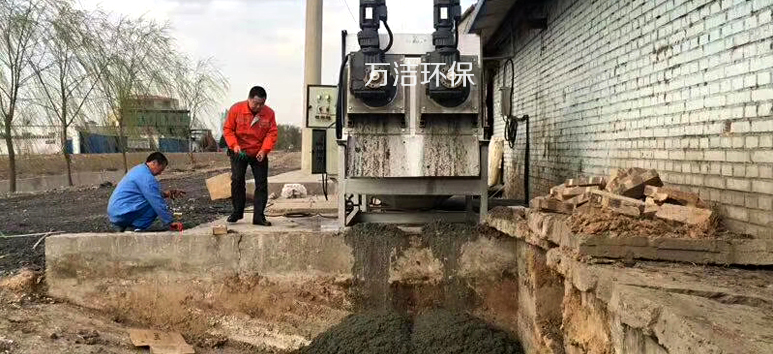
[107, 152, 185, 232]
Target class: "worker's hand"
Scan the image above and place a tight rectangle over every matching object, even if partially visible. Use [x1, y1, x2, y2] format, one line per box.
[256, 151, 266, 162]
[169, 222, 184, 232]
[233, 146, 241, 154]
[164, 189, 186, 199]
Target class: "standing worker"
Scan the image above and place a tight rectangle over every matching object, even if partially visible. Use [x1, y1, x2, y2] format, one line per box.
[107, 152, 185, 232]
[223, 86, 278, 226]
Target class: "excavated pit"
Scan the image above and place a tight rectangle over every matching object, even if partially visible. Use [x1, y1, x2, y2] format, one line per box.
[44, 210, 773, 353]
[44, 217, 525, 353]
[295, 223, 525, 353]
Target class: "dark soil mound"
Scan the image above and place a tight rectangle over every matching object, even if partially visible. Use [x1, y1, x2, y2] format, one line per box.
[296, 310, 523, 354]
[297, 311, 412, 354]
[413, 309, 524, 354]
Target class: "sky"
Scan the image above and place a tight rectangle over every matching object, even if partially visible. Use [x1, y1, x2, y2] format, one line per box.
[77, 0, 477, 134]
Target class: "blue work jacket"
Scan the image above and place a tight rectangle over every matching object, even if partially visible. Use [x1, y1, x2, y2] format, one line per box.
[107, 164, 173, 229]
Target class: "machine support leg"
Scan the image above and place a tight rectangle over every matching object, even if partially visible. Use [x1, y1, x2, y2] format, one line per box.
[338, 143, 346, 228]
[479, 143, 489, 224]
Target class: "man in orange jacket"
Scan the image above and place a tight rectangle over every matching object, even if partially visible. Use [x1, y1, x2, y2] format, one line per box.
[223, 86, 278, 226]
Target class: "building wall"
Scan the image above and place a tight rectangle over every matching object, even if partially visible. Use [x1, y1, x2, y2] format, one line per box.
[490, 0, 773, 237]
[0, 126, 80, 155]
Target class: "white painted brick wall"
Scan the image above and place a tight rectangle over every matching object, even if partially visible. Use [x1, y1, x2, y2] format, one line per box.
[490, 0, 773, 238]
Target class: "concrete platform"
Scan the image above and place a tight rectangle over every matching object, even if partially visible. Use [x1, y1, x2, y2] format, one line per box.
[250, 169, 336, 197]
[266, 195, 338, 216]
[485, 206, 773, 265]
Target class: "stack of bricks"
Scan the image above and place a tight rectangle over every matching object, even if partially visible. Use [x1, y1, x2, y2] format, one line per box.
[530, 168, 715, 227]
[491, 0, 773, 238]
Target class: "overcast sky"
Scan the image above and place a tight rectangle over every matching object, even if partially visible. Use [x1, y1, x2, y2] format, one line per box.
[77, 0, 477, 133]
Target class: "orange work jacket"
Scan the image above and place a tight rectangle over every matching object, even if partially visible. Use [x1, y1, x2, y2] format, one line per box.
[222, 101, 278, 156]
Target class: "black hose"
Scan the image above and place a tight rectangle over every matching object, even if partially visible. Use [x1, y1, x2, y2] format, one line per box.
[382, 19, 393, 53]
[500, 57, 530, 202]
[453, 18, 459, 48]
[503, 58, 516, 148]
[336, 54, 350, 140]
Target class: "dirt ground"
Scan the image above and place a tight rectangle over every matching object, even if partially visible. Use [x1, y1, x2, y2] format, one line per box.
[0, 269, 341, 354]
[0, 151, 300, 277]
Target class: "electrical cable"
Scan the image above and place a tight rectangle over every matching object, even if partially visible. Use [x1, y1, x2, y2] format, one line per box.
[453, 18, 459, 49]
[502, 58, 517, 149]
[321, 120, 337, 202]
[336, 54, 350, 140]
[340, 0, 357, 26]
[382, 19, 394, 53]
[500, 57, 530, 202]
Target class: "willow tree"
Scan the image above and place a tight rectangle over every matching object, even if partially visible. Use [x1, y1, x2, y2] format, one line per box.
[31, 2, 103, 186]
[0, 0, 45, 192]
[92, 15, 176, 173]
[172, 56, 228, 161]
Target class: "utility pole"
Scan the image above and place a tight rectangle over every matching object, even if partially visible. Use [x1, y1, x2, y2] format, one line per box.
[301, 0, 323, 174]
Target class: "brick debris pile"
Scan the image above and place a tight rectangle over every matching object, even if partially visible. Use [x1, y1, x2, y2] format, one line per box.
[530, 167, 721, 238]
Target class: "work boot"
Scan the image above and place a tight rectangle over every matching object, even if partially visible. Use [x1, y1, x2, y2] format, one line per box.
[227, 213, 243, 223]
[252, 216, 272, 226]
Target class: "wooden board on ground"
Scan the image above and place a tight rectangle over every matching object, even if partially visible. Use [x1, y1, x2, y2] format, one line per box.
[129, 329, 195, 354]
[205, 172, 231, 201]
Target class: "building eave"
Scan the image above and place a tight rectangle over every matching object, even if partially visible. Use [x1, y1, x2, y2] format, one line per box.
[467, 0, 518, 49]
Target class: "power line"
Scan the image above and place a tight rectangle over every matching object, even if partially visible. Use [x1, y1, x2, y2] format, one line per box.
[340, 0, 357, 26]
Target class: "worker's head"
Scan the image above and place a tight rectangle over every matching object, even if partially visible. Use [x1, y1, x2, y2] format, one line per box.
[145, 152, 168, 176]
[247, 86, 267, 113]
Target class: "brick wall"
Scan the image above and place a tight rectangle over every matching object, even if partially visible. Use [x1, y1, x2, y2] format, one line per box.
[490, 0, 773, 237]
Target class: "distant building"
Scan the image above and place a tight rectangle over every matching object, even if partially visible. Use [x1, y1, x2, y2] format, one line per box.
[0, 126, 80, 155]
[122, 95, 191, 138]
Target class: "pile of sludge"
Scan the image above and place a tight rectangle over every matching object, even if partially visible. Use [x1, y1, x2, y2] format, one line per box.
[295, 309, 524, 354]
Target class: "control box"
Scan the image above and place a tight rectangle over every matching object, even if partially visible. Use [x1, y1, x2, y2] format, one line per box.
[306, 85, 338, 128]
[311, 129, 327, 174]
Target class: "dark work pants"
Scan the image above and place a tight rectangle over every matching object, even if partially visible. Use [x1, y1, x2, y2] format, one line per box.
[230, 153, 269, 221]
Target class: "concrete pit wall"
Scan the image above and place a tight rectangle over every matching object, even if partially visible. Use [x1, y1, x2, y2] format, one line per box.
[46, 216, 773, 353]
[45, 222, 524, 351]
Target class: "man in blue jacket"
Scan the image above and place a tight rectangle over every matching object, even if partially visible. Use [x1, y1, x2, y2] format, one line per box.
[107, 152, 185, 232]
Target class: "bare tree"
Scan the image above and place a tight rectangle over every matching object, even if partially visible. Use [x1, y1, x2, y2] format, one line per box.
[0, 0, 45, 192]
[31, 2, 103, 186]
[92, 14, 176, 173]
[173, 56, 228, 160]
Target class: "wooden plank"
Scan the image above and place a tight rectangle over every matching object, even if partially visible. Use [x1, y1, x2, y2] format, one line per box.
[205, 173, 231, 200]
[129, 329, 195, 354]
